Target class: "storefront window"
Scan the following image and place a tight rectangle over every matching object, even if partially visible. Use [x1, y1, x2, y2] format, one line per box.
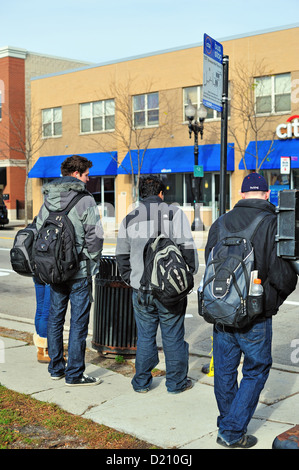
[161, 173, 183, 205]
[86, 176, 115, 216]
[185, 174, 210, 206]
[293, 169, 299, 190]
[262, 170, 290, 206]
[141, 172, 230, 225]
[160, 173, 214, 207]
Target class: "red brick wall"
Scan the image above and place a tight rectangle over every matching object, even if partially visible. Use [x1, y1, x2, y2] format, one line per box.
[0, 55, 26, 213]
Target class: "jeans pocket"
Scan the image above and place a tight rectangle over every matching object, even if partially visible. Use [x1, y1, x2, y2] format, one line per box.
[239, 321, 266, 344]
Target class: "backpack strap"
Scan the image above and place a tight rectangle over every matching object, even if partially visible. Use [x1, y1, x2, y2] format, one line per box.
[213, 212, 272, 298]
[217, 211, 271, 242]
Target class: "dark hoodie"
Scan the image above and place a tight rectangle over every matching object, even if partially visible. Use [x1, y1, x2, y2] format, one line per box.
[205, 198, 297, 318]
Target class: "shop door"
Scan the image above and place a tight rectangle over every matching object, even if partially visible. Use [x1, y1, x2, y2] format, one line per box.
[102, 177, 115, 220]
[87, 176, 115, 221]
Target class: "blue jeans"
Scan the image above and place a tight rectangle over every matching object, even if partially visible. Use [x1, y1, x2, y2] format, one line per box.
[47, 277, 92, 383]
[33, 278, 51, 338]
[132, 290, 189, 393]
[213, 318, 272, 445]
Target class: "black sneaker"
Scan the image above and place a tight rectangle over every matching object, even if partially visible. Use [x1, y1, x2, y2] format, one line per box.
[51, 373, 66, 380]
[168, 378, 193, 394]
[66, 374, 103, 387]
[217, 434, 258, 448]
[134, 387, 150, 393]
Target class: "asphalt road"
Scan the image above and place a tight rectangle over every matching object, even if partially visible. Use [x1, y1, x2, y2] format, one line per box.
[0, 223, 299, 369]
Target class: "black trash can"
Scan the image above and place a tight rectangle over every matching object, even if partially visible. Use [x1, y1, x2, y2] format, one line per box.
[92, 256, 137, 356]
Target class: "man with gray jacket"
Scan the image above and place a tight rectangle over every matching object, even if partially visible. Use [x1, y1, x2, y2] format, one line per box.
[116, 175, 198, 393]
[36, 155, 103, 386]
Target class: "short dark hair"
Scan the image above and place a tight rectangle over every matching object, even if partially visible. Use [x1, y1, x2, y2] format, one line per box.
[61, 155, 93, 176]
[139, 175, 166, 199]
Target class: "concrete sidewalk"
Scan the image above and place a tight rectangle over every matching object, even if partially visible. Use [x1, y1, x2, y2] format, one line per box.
[1, 314, 299, 450]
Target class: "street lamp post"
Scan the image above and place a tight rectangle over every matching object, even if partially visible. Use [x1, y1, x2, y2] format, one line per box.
[186, 102, 207, 231]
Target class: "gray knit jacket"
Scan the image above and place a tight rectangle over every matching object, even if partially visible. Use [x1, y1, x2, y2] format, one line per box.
[116, 196, 199, 290]
[36, 176, 103, 279]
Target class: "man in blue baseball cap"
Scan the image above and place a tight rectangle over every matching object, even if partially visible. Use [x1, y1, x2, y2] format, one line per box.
[204, 172, 297, 448]
[241, 172, 269, 194]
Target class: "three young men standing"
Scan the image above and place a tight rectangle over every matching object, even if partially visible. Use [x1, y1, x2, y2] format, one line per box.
[35, 163, 297, 449]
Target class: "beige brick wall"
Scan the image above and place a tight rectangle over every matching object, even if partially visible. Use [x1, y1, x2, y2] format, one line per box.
[30, 26, 299, 221]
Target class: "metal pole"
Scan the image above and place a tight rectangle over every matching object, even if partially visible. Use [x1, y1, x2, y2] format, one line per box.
[220, 55, 229, 216]
[193, 127, 203, 231]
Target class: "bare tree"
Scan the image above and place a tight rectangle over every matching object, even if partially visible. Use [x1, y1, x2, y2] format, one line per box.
[228, 59, 279, 172]
[0, 107, 45, 224]
[91, 76, 180, 202]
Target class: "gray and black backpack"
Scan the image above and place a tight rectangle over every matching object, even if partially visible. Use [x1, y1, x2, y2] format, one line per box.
[32, 193, 86, 285]
[10, 218, 38, 277]
[139, 210, 194, 307]
[198, 212, 268, 328]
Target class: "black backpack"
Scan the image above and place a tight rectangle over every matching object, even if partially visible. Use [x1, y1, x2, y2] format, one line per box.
[32, 193, 86, 285]
[10, 218, 38, 277]
[198, 212, 269, 329]
[139, 210, 194, 307]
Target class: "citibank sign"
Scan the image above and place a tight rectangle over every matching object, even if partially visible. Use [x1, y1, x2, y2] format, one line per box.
[276, 115, 299, 139]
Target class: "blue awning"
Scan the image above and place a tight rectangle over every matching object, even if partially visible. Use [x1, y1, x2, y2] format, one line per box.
[28, 152, 117, 178]
[239, 139, 299, 170]
[117, 144, 234, 174]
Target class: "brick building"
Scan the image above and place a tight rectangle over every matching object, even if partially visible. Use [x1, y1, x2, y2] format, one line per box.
[0, 47, 90, 220]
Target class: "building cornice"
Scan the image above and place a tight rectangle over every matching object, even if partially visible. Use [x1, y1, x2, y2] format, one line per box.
[0, 46, 27, 60]
[0, 159, 26, 167]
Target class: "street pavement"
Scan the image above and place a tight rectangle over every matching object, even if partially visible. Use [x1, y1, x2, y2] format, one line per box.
[1, 315, 299, 452]
[0, 222, 299, 453]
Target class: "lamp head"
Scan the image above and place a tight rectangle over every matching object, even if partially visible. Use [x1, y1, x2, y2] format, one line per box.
[197, 105, 208, 121]
[185, 102, 196, 121]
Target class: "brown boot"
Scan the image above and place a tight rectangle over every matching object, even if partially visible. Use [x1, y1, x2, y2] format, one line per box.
[33, 333, 50, 363]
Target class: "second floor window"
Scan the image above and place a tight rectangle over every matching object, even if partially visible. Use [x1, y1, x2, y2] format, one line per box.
[133, 92, 159, 128]
[255, 73, 291, 114]
[80, 99, 115, 133]
[42, 107, 62, 137]
[183, 86, 231, 121]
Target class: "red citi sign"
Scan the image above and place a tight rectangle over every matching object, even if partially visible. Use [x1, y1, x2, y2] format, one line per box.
[276, 115, 299, 139]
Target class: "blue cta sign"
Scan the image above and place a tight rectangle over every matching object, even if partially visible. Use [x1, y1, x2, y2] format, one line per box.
[203, 33, 223, 113]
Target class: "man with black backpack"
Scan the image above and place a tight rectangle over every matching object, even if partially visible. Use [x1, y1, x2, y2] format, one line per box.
[116, 175, 198, 394]
[204, 173, 297, 448]
[35, 155, 104, 386]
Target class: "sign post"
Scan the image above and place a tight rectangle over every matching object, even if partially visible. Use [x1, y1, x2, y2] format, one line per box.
[220, 55, 229, 217]
[203, 33, 228, 217]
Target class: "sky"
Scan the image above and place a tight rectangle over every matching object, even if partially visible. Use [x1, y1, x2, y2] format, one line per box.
[1, 0, 298, 64]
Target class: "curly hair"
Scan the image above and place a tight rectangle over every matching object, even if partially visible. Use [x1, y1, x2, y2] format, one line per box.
[139, 175, 166, 199]
[61, 155, 93, 176]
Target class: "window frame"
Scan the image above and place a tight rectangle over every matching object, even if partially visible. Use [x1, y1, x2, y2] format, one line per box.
[42, 107, 62, 138]
[254, 73, 291, 116]
[133, 92, 159, 129]
[79, 99, 115, 134]
[183, 85, 230, 121]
